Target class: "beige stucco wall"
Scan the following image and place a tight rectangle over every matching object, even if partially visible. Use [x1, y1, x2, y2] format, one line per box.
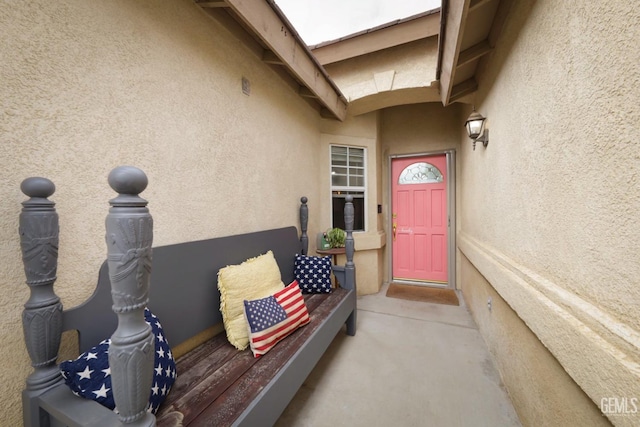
[325, 38, 441, 115]
[317, 102, 462, 294]
[319, 113, 386, 295]
[461, 257, 609, 426]
[318, 33, 449, 293]
[458, 0, 640, 425]
[0, 0, 326, 424]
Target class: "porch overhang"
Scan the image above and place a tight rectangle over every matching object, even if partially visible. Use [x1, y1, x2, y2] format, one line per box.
[196, 0, 348, 121]
[311, 10, 441, 66]
[437, 0, 514, 105]
[309, 10, 442, 117]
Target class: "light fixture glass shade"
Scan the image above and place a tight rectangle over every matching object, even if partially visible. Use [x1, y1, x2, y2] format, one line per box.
[465, 111, 485, 139]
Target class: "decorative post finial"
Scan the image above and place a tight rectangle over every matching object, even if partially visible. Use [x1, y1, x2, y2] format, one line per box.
[105, 166, 155, 425]
[19, 177, 63, 395]
[300, 197, 309, 255]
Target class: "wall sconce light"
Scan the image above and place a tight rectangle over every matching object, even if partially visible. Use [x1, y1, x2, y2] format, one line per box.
[464, 109, 489, 150]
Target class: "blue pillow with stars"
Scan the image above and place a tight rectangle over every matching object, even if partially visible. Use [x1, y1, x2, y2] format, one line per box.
[60, 308, 176, 414]
[294, 254, 332, 293]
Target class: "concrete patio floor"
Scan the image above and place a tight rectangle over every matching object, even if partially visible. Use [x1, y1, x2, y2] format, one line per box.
[276, 283, 522, 427]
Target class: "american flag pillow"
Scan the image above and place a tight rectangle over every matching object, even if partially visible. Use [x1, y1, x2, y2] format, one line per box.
[59, 308, 176, 414]
[243, 280, 310, 358]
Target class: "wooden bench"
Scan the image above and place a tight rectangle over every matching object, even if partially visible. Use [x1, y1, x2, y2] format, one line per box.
[19, 166, 356, 426]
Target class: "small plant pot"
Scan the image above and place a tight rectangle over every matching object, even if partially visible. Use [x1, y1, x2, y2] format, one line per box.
[326, 228, 346, 248]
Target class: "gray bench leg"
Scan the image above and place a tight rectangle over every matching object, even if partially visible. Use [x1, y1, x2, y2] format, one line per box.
[23, 389, 47, 427]
[346, 310, 356, 336]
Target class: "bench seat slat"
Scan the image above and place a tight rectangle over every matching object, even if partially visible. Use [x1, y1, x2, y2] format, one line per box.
[157, 289, 350, 426]
[206, 289, 354, 427]
[169, 333, 231, 371]
[161, 339, 245, 417]
[158, 293, 330, 422]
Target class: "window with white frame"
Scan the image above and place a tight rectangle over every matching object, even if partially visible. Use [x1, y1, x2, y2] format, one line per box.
[330, 145, 365, 231]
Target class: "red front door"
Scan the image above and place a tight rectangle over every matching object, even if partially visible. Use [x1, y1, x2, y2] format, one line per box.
[392, 155, 448, 284]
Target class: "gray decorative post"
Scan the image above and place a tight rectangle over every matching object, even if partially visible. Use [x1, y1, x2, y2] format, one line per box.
[300, 197, 308, 255]
[344, 195, 357, 335]
[19, 177, 63, 425]
[105, 166, 155, 426]
[343, 195, 355, 277]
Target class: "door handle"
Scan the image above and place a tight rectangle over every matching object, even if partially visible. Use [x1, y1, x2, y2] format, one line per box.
[393, 223, 397, 240]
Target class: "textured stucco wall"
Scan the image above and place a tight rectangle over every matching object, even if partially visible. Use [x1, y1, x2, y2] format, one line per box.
[325, 38, 437, 94]
[326, 38, 441, 115]
[317, 104, 461, 294]
[0, 0, 323, 424]
[461, 256, 610, 426]
[319, 113, 384, 295]
[459, 0, 640, 425]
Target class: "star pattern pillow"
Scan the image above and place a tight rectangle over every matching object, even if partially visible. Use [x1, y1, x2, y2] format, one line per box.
[60, 308, 176, 414]
[294, 254, 332, 293]
[244, 280, 310, 358]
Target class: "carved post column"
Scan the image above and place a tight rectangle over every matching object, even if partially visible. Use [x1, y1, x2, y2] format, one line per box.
[343, 195, 357, 335]
[19, 177, 63, 425]
[105, 166, 155, 426]
[300, 197, 309, 255]
[343, 195, 356, 281]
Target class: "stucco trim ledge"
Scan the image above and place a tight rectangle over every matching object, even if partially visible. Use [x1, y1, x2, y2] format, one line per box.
[458, 231, 640, 427]
[353, 230, 386, 251]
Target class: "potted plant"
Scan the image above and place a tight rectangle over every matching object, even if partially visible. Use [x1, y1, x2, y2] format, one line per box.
[326, 228, 346, 248]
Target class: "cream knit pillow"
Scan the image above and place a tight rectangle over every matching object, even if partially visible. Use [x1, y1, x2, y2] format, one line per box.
[218, 251, 284, 350]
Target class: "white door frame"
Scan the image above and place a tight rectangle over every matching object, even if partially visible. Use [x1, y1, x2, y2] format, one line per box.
[387, 149, 456, 289]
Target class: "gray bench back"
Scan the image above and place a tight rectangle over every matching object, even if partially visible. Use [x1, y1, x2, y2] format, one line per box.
[64, 227, 302, 353]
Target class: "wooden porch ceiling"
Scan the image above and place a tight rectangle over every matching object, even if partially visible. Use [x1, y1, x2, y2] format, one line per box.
[195, 0, 348, 121]
[438, 0, 513, 105]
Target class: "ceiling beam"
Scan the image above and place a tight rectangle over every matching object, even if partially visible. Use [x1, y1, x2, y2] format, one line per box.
[469, 0, 492, 12]
[450, 78, 478, 102]
[221, 0, 347, 120]
[298, 86, 318, 99]
[197, 1, 229, 8]
[488, 0, 515, 47]
[262, 50, 283, 65]
[320, 108, 338, 119]
[438, 0, 471, 106]
[457, 40, 492, 68]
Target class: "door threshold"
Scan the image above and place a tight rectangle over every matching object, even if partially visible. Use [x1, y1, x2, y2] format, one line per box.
[391, 279, 449, 289]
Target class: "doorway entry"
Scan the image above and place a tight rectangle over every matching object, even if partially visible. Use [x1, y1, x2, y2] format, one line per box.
[391, 154, 450, 287]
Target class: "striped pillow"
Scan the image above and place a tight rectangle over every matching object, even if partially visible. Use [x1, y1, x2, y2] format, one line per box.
[243, 280, 310, 358]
